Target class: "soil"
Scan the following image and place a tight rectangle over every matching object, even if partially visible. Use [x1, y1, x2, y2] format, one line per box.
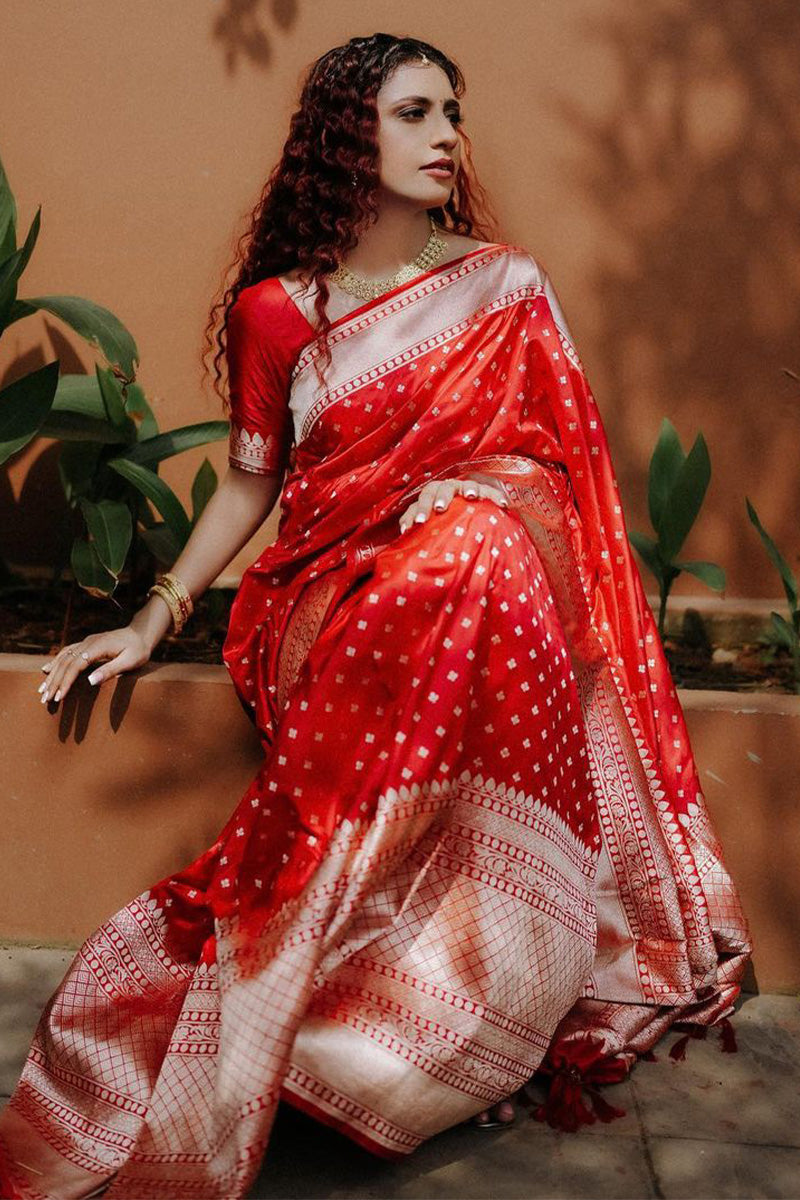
[1, 579, 235, 666]
[662, 640, 796, 694]
[0, 579, 797, 694]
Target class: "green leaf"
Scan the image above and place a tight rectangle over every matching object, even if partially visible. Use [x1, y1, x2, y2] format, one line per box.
[770, 611, 798, 651]
[139, 522, 182, 567]
[648, 418, 685, 534]
[3, 298, 35, 329]
[95, 364, 132, 431]
[628, 530, 663, 582]
[58, 441, 102, 504]
[674, 559, 726, 592]
[41, 371, 136, 443]
[40, 410, 130, 443]
[79, 497, 132, 577]
[0, 152, 17, 262]
[52, 373, 111, 420]
[746, 497, 798, 612]
[49, 374, 135, 443]
[0, 206, 41, 329]
[108, 456, 191, 544]
[124, 382, 159, 439]
[0, 360, 60, 465]
[136, 493, 158, 528]
[121, 420, 229, 467]
[657, 433, 711, 562]
[191, 457, 217, 525]
[17, 294, 139, 377]
[71, 536, 117, 598]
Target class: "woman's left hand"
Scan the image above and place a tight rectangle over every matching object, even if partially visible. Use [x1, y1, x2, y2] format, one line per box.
[398, 474, 508, 534]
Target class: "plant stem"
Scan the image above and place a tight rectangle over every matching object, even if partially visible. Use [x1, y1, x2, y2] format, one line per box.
[658, 586, 668, 640]
[59, 578, 76, 649]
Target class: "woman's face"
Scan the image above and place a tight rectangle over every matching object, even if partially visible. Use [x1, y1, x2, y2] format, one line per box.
[374, 61, 463, 207]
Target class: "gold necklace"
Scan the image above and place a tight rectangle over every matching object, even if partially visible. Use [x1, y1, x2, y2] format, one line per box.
[328, 215, 449, 301]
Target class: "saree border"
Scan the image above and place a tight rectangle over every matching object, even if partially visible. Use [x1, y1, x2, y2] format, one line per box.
[299, 283, 546, 445]
[291, 242, 519, 383]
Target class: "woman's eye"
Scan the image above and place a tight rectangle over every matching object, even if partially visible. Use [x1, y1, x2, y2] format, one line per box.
[400, 108, 463, 126]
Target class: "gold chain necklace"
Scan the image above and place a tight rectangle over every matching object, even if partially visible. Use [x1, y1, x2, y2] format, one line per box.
[328, 215, 449, 301]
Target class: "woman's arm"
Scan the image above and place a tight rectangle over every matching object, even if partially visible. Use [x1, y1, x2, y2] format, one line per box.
[129, 467, 281, 653]
[40, 467, 282, 705]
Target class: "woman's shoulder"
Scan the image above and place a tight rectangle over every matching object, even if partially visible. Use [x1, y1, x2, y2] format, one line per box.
[227, 277, 314, 377]
[230, 276, 314, 342]
[231, 275, 293, 321]
[453, 232, 549, 280]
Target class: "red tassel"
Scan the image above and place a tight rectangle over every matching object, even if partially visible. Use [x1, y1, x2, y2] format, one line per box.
[668, 1023, 707, 1061]
[717, 1016, 738, 1054]
[533, 1069, 596, 1132]
[668, 1033, 691, 1061]
[588, 1089, 628, 1124]
[532, 1035, 629, 1132]
[669, 1017, 738, 1061]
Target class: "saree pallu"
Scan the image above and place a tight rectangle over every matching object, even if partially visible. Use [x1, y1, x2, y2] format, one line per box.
[0, 244, 753, 1199]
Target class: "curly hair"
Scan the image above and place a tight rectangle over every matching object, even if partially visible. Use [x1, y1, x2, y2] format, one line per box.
[202, 32, 501, 406]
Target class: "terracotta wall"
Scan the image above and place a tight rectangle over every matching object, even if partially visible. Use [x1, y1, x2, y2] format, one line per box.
[1, 0, 798, 594]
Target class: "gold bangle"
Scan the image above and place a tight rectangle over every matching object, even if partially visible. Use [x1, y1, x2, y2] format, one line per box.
[148, 572, 193, 634]
[159, 572, 194, 626]
[148, 584, 185, 634]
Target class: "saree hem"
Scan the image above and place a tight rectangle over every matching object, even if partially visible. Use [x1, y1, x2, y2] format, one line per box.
[278, 1084, 410, 1161]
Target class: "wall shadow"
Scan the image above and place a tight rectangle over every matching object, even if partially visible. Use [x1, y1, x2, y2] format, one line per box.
[0, 323, 89, 570]
[211, 0, 300, 75]
[549, 0, 800, 592]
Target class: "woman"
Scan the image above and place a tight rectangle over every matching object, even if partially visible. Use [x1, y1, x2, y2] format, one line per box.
[0, 33, 752, 1200]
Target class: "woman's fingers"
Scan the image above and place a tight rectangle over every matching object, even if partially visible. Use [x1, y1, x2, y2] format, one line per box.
[86, 646, 140, 689]
[38, 633, 142, 705]
[399, 484, 431, 532]
[398, 478, 507, 533]
[431, 480, 457, 512]
[465, 479, 509, 508]
[40, 643, 91, 705]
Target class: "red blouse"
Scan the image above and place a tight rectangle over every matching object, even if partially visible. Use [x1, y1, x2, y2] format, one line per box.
[226, 278, 315, 476]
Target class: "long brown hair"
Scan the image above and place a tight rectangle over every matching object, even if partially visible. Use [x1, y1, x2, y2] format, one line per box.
[202, 32, 501, 402]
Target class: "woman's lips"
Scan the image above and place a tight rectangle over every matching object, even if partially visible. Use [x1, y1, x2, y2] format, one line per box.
[421, 166, 454, 178]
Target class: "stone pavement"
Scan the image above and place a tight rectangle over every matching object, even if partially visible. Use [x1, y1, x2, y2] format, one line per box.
[1, 948, 798, 1199]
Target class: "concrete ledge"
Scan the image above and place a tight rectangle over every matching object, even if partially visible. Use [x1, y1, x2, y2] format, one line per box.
[1, 654, 263, 944]
[1, 653, 798, 994]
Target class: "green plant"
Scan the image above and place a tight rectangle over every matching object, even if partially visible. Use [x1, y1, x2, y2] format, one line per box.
[745, 498, 800, 694]
[0, 151, 227, 597]
[629, 417, 725, 639]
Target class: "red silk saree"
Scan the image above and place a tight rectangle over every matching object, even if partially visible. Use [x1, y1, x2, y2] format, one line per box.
[0, 243, 752, 1199]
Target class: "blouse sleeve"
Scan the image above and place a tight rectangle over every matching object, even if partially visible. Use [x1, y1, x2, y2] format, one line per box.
[226, 288, 293, 476]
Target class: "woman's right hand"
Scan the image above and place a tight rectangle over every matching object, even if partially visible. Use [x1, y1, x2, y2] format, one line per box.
[38, 625, 154, 708]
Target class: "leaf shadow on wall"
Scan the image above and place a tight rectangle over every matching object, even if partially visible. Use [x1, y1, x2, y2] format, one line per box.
[550, 0, 800, 593]
[211, 0, 300, 75]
